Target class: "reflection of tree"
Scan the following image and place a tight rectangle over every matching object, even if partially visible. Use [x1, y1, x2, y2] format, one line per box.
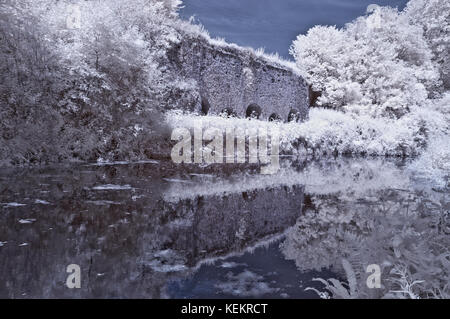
[281, 164, 449, 298]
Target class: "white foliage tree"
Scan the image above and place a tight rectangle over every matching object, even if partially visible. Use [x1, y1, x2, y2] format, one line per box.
[404, 0, 450, 89]
[290, 5, 441, 119]
[0, 0, 187, 164]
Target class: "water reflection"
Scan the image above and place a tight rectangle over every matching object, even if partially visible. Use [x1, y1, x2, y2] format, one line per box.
[280, 159, 449, 299]
[0, 158, 448, 298]
[0, 162, 304, 298]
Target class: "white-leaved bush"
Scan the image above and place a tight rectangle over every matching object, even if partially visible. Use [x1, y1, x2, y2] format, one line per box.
[404, 0, 450, 90]
[0, 0, 189, 165]
[288, 0, 449, 162]
[291, 4, 444, 117]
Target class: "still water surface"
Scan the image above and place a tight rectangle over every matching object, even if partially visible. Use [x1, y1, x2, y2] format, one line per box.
[0, 158, 448, 298]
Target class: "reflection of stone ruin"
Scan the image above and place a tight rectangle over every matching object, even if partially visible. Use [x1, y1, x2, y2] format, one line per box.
[155, 184, 304, 268]
[0, 165, 304, 298]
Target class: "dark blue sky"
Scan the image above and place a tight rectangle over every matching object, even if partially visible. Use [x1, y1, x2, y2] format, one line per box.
[180, 0, 408, 59]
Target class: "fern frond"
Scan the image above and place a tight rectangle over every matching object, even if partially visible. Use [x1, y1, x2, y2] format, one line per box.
[342, 258, 358, 297]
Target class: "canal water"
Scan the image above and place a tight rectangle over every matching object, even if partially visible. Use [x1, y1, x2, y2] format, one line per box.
[0, 158, 448, 298]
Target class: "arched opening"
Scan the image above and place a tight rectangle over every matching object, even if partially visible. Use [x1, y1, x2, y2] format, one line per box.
[220, 107, 237, 118]
[201, 97, 210, 115]
[308, 85, 321, 107]
[288, 109, 301, 123]
[268, 113, 282, 122]
[246, 103, 262, 119]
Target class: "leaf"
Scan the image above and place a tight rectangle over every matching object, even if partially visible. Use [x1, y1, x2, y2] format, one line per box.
[342, 258, 358, 297]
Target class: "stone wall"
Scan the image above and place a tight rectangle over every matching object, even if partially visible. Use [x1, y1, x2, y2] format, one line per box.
[168, 35, 309, 122]
[442, 55, 450, 90]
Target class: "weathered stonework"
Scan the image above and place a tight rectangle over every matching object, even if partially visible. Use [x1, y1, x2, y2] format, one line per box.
[442, 55, 450, 90]
[168, 35, 309, 122]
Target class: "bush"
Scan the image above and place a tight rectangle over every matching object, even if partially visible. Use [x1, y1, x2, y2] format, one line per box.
[0, 0, 188, 165]
[290, 5, 441, 119]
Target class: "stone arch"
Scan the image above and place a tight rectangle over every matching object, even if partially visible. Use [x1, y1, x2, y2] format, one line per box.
[308, 85, 321, 107]
[246, 103, 262, 119]
[287, 108, 301, 123]
[201, 96, 210, 115]
[220, 107, 237, 118]
[268, 113, 282, 122]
